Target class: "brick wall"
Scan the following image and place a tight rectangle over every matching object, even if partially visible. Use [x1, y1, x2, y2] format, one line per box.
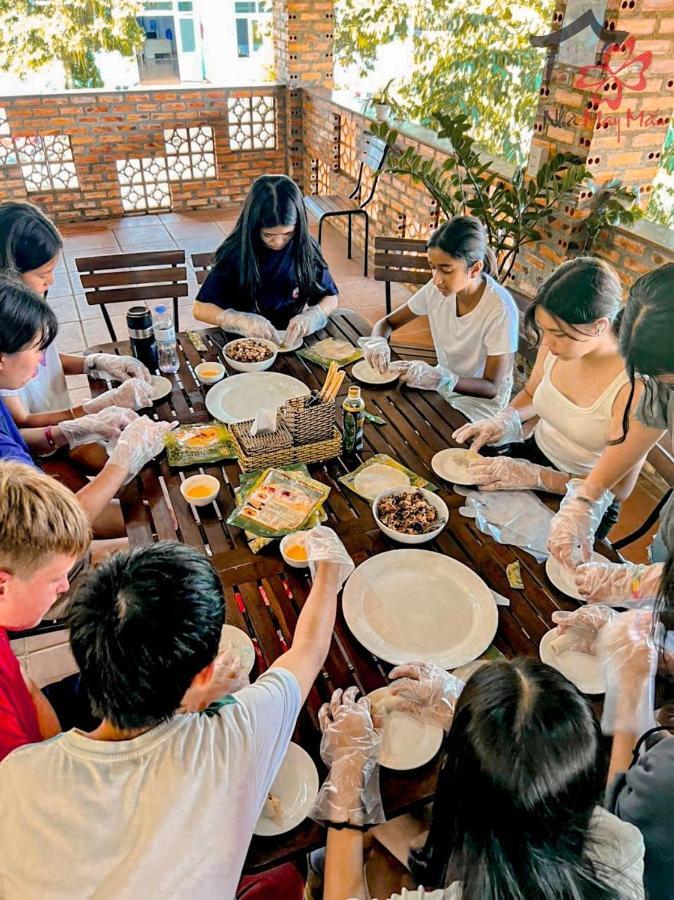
[0, 85, 288, 222]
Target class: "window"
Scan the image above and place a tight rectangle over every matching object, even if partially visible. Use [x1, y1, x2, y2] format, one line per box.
[178, 1, 193, 9]
[234, 0, 270, 58]
[236, 18, 249, 57]
[179, 18, 195, 52]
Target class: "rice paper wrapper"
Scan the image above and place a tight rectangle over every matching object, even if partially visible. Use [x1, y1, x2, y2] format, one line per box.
[340, 453, 438, 501]
[298, 337, 363, 370]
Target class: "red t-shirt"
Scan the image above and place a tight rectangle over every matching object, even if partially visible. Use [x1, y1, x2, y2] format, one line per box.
[0, 627, 41, 762]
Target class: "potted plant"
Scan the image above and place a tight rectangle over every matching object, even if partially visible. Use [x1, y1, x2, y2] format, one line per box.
[365, 79, 402, 122]
[371, 113, 591, 281]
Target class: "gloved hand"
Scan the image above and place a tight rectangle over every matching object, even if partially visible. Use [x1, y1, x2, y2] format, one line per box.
[452, 407, 524, 452]
[180, 649, 249, 713]
[390, 360, 458, 396]
[108, 416, 177, 478]
[285, 306, 328, 346]
[83, 377, 155, 414]
[576, 560, 664, 606]
[386, 661, 464, 731]
[598, 610, 660, 735]
[312, 686, 385, 827]
[59, 407, 138, 449]
[551, 606, 617, 653]
[303, 525, 354, 589]
[465, 457, 567, 493]
[547, 479, 614, 568]
[216, 308, 280, 344]
[85, 353, 151, 384]
[357, 336, 390, 374]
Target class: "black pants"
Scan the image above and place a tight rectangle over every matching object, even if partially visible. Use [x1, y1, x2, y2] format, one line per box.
[42, 673, 98, 732]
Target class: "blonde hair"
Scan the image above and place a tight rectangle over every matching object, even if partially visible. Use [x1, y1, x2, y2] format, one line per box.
[0, 462, 91, 573]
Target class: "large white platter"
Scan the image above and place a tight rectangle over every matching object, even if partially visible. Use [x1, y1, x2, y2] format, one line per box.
[368, 686, 443, 770]
[205, 372, 310, 424]
[342, 549, 498, 669]
[545, 551, 604, 602]
[539, 627, 605, 695]
[254, 742, 319, 837]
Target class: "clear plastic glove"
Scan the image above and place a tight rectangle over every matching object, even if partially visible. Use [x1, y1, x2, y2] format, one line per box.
[285, 306, 328, 345]
[390, 360, 458, 395]
[547, 479, 614, 568]
[83, 377, 155, 414]
[459, 489, 554, 562]
[216, 308, 280, 344]
[59, 407, 138, 449]
[312, 686, 385, 827]
[576, 560, 664, 607]
[108, 416, 177, 478]
[452, 407, 524, 452]
[465, 456, 566, 493]
[357, 336, 390, 375]
[303, 525, 354, 589]
[180, 649, 249, 713]
[551, 606, 617, 653]
[598, 610, 660, 735]
[85, 352, 151, 384]
[387, 661, 464, 731]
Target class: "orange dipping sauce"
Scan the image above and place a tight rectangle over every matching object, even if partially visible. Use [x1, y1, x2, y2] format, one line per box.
[285, 543, 308, 562]
[186, 484, 213, 499]
[200, 368, 220, 377]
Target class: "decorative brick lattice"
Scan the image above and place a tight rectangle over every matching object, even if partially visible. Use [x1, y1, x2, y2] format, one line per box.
[0, 107, 16, 166]
[15, 134, 78, 192]
[227, 95, 276, 151]
[338, 114, 358, 179]
[164, 126, 216, 181]
[116, 157, 171, 212]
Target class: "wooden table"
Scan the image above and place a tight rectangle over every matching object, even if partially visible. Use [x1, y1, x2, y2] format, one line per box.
[87, 309, 601, 871]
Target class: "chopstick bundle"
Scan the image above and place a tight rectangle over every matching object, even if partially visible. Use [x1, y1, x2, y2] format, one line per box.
[318, 362, 345, 403]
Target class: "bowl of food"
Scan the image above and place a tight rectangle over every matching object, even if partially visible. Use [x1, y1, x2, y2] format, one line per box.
[223, 338, 277, 373]
[373, 487, 448, 545]
[195, 361, 226, 385]
[280, 531, 310, 569]
[180, 473, 220, 507]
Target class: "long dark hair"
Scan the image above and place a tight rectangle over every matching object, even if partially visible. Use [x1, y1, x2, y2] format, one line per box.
[410, 659, 625, 899]
[213, 174, 326, 306]
[0, 200, 63, 274]
[619, 264, 674, 381]
[426, 215, 498, 277]
[0, 274, 57, 354]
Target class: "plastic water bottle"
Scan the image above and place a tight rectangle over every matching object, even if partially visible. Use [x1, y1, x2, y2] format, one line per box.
[152, 305, 179, 373]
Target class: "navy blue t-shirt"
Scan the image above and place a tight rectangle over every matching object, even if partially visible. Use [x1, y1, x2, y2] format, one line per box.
[0, 396, 37, 469]
[196, 237, 338, 329]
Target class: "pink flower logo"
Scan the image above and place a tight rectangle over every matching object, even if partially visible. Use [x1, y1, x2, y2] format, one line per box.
[576, 36, 652, 109]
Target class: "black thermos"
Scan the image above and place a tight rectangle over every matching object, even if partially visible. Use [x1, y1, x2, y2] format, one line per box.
[126, 306, 158, 372]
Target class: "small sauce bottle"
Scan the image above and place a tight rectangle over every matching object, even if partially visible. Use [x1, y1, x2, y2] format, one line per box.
[342, 385, 365, 457]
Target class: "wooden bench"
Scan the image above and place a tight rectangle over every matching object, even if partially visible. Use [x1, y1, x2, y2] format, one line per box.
[191, 251, 214, 286]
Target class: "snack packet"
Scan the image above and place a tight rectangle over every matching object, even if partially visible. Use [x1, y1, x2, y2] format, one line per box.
[227, 467, 330, 539]
[165, 421, 237, 467]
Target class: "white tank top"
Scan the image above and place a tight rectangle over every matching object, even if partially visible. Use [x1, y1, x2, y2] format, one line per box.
[533, 352, 629, 476]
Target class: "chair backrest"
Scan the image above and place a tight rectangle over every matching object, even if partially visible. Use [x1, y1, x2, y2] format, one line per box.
[76, 250, 187, 342]
[191, 251, 215, 286]
[373, 236, 431, 287]
[357, 132, 389, 174]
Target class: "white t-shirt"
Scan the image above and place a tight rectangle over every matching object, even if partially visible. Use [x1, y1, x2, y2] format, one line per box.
[406, 275, 519, 417]
[0, 668, 301, 899]
[0, 343, 70, 413]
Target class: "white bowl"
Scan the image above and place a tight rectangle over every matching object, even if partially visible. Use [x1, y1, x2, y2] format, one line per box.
[223, 338, 277, 373]
[372, 487, 448, 545]
[180, 474, 220, 507]
[195, 361, 225, 385]
[280, 532, 310, 568]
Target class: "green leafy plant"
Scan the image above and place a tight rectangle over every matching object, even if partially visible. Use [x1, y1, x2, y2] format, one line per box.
[646, 123, 674, 229]
[362, 78, 405, 119]
[371, 113, 590, 281]
[571, 180, 642, 254]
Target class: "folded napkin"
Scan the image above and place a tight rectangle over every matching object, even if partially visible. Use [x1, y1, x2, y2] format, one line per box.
[250, 406, 278, 436]
[458, 489, 553, 562]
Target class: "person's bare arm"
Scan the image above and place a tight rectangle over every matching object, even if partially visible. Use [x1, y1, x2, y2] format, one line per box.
[371, 302, 417, 340]
[270, 562, 341, 702]
[3, 394, 84, 428]
[325, 828, 368, 900]
[607, 731, 638, 788]
[453, 352, 513, 400]
[317, 294, 339, 317]
[192, 299, 227, 328]
[605, 380, 649, 502]
[60, 353, 86, 376]
[75, 463, 128, 524]
[22, 673, 61, 740]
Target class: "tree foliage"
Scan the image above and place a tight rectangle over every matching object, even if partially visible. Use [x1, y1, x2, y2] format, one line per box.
[0, 0, 144, 89]
[646, 123, 674, 229]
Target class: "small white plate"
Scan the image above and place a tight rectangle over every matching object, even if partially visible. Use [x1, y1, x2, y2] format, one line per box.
[539, 627, 605, 695]
[275, 331, 303, 353]
[431, 448, 481, 485]
[368, 686, 443, 770]
[218, 624, 256, 675]
[254, 742, 319, 836]
[151, 374, 172, 401]
[351, 360, 399, 385]
[545, 552, 604, 601]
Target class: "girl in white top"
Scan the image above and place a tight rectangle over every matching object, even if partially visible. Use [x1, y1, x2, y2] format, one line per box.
[361, 216, 519, 419]
[453, 257, 645, 540]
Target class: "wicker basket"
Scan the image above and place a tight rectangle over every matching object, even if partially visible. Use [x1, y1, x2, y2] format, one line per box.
[292, 428, 342, 466]
[282, 395, 335, 443]
[230, 419, 295, 472]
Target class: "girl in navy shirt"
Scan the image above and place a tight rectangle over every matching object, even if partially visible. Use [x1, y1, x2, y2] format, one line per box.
[193, 174, 339, 345]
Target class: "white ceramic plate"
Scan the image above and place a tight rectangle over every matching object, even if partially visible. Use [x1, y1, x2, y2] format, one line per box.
[343, 549, 498, 668]
[205, 372, 310, 424]
[218, 624, 256, 675]
[353, 464, 411, 500]
[545, 552, 604, 601]
[431, 448, 481, 485]
[368, 686, 443, 770]
[351, 360, 399, 385]
[254, 742, 319, 837]
[151, 374, 172, 401]
[539, 627, 605, 695]
[275, 331, 303, 353]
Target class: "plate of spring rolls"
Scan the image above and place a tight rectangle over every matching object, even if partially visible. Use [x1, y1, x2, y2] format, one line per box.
[539, 627, 606, 695]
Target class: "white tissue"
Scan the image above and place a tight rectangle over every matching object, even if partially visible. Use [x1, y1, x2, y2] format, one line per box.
[250, 407, 278, 436]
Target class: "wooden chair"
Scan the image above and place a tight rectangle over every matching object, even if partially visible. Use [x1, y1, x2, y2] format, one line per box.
[373, 236, 430, 314]
[191, 251, 214, 286]
[304, 132, 389, 277]
[76, 250, 188, 341]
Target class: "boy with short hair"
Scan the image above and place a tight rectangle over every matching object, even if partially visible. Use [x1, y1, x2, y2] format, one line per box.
[0, 528, 353, 898]
[0, 460, 91, 761]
